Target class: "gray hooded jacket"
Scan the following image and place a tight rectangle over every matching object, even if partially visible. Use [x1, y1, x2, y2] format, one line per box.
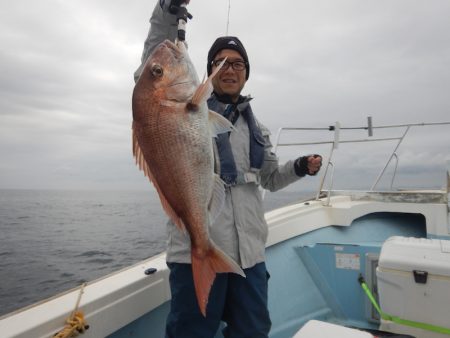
[135, 1, 302, 269]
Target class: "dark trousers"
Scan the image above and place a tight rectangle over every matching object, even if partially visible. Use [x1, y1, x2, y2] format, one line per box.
[165, 262, 271, 338]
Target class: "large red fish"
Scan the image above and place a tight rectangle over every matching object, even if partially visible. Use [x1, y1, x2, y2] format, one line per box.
[132, 40, 245, 316]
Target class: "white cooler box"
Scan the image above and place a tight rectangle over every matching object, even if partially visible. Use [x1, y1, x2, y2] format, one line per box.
[293, 320, 373, 337]
[377, 236, 450, 338]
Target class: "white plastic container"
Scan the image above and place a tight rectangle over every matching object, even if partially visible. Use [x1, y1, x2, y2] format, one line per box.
[293, 320, 373, 338]
[377, 236, 450, 338]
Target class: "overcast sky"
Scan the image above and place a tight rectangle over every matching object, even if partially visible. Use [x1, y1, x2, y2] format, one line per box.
[1, 0, 449, 193]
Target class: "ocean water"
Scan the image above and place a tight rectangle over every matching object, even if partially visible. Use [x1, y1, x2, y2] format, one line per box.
[0, 189, 312, 317]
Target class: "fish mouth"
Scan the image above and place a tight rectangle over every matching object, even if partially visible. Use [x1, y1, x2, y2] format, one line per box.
[161, 40, 184, 57]
[162, 40, 178, 49]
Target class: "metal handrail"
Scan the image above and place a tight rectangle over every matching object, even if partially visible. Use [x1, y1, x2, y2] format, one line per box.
[389, 153, 399, 191]
[324, 162, 335, 207]
[370, 126, 409, 191]
[271, 119, 450, 201]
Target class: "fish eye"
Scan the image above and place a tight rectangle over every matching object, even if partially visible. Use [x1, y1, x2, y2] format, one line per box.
[151, 65, 163, 77]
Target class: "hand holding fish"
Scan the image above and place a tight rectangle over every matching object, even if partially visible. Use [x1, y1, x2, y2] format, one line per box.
[169, 0, 191, 14]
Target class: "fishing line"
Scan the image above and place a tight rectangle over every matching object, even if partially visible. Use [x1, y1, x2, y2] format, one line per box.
[226, 0, 231, 35]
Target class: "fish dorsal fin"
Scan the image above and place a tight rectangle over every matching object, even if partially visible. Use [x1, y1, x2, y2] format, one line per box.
[132, 123, 186, 231]
[208, 174, 226, 225]
[209, 110, 234, 137]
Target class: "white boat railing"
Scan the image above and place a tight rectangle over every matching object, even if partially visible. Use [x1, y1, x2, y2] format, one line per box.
[271, 119, 450, 204]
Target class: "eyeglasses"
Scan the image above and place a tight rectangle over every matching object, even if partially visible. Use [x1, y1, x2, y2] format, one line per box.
[211, 59, 246, 71]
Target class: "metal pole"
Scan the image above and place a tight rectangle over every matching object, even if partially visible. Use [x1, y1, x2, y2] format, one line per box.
[371, 126, 410, 191]
[316, 122, 340, 200]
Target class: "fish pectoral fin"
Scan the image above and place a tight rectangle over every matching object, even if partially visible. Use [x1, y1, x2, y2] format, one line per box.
[190, 83, 212, 110]
[208, 174, 226, 224]
[191, 242, 245, 316]
[208, 110, 234, 137]
[189, 59, 226, 108]
[132, 125, 186, 231]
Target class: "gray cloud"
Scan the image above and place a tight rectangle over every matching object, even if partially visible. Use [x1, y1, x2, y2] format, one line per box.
[0, 0, 449, 191]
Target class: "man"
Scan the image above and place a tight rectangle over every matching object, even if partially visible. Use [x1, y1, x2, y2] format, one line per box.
[134, 1, 322, 337]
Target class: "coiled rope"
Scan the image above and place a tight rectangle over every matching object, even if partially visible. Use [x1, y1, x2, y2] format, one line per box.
[53, 283, 89, 338]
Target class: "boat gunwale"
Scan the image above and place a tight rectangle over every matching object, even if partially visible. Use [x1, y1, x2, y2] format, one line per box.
[1, 189, 448, 337]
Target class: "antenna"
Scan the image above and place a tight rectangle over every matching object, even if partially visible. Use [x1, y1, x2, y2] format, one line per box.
[226, 0, 231, 35]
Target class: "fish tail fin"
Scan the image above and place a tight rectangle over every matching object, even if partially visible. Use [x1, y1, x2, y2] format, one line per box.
[191, 243, 245, 316]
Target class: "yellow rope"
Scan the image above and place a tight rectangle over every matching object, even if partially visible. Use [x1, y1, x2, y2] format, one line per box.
[53, 283, 89, 338]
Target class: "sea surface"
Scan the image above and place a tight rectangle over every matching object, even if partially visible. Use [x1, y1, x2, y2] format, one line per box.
[0, 188, 313, 317]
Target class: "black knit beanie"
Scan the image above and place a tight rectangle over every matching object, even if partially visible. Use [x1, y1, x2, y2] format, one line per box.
[207, 36, 250, 80]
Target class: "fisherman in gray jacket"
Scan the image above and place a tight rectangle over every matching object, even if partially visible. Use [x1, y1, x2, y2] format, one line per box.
[134, 1, 322, 337]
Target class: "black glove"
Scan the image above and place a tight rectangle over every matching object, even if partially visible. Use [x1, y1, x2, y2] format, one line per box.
[169, 0, 192, 22]
[168, 0, 185, 13]
[294, 154, 322, 177]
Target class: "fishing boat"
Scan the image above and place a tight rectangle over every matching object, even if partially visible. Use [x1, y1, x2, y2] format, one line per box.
[1, 120, 449, 338]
